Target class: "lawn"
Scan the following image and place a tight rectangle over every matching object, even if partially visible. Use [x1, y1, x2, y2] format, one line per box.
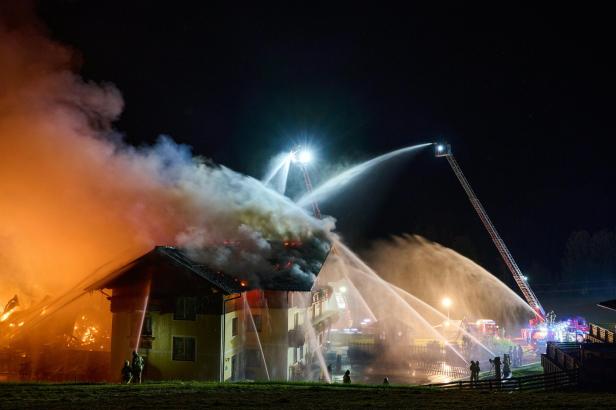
[477, 361, 544, 380]
[511, 362, 544, 377]
[0, 381, 614, 409]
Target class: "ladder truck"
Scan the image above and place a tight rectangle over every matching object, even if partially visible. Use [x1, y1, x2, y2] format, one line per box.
[434, 143, 546, 324]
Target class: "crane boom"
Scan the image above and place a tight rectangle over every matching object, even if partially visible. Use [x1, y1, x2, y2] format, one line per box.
[435, 143, 545, 320]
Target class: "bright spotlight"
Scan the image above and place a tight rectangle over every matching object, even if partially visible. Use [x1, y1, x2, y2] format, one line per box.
[297, 149, 312, 164]
[339, 286, 347, 293]
[437, 144, 444, 152]
[442, 297, 452, 308]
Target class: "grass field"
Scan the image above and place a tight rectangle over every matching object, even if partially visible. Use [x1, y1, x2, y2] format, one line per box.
[511, 362, 544, 377]
[1, 381, 614, 409]
[476, 361, 544, 380]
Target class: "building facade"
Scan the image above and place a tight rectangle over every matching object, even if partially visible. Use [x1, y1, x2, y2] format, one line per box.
[92, 246, 335, 382]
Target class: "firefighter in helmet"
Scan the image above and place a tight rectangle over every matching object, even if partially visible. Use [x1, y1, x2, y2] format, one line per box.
[131, 351, 144, 384]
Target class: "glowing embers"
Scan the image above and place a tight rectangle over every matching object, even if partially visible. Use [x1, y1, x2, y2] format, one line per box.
[67, 313, 110, 351]
[283, 240, 303, 248]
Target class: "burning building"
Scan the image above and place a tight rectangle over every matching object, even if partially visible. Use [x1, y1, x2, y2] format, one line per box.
[82, 239, 334, 382]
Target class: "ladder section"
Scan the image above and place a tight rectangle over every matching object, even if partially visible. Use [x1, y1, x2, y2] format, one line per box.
[445, 154, 545, 319]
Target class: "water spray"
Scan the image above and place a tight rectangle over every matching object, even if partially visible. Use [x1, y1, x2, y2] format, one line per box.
[296, 143, 431, 208]
[134, 278, 152, 353]
[335, 241, 468, 364]
[242, 293, 271, 381]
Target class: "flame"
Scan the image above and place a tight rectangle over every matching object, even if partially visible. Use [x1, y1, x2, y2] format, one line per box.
[0, 307, 16, 322]
[68, 312, 110, 350]
[80, 326, 99, 343]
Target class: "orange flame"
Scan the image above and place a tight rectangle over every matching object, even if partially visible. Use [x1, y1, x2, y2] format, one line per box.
[0, 307, 16, 322]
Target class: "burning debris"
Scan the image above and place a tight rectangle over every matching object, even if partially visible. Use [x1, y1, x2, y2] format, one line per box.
[1, 295, 19, 322]
[68, 313, 111, 351]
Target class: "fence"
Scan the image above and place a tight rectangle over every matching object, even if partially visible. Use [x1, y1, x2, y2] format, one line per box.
[427, 370, 578, 392]
[544, 342, 580, 371]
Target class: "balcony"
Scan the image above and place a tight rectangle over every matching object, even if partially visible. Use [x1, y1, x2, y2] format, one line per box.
[587, 323, 615, 344]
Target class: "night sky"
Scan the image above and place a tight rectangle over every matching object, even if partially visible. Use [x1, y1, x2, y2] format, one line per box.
[36, 2, 614, 285]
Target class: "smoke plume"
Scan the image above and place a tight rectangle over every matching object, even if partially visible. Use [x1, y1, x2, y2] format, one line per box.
[0, 13, 333, 306]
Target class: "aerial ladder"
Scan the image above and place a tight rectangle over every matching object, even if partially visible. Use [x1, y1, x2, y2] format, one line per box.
[434, 143, 546, 323]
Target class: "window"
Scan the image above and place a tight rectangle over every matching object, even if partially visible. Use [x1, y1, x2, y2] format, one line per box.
[142, 315, 152, 337]
[172, 336, 196, 361]
[232, 317, 238, 337]
[248, 314, 262, 332]
[139, 315, 153, 349]
[299, 345, 304, 360]
[294, 312, 299, 329]
[293, 346, 298, 363]
[174, 297, 197, 320]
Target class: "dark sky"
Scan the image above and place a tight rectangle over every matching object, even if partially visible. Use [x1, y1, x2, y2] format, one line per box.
[36, 2, 615, 284]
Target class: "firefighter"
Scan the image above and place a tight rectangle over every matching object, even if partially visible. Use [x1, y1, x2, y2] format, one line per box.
[383, 376, 390, 386]
[131, 351, 144, 384]
[517, 345, 524, 366]
[469, 361, 476, 383]
[121, 360, 132, 384]
[503, 354, 511, 378]
[475, 361, 481, 382]
[493, 356, 501, 380]
[343, 369, 351, 384]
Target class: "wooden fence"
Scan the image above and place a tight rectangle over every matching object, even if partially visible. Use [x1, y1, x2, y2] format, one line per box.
[427, 369, 578, 392]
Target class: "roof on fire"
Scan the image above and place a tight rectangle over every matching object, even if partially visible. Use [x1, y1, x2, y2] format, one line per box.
[87, 241, 330, 294]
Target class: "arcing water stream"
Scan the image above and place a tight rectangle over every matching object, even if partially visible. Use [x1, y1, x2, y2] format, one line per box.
[262, 143, 432, 206]
[296, 143, 432, 207]
[262, 152, 293, 194]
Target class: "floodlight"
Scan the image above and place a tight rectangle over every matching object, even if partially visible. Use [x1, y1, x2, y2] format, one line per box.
[297, 149, 312, 164]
